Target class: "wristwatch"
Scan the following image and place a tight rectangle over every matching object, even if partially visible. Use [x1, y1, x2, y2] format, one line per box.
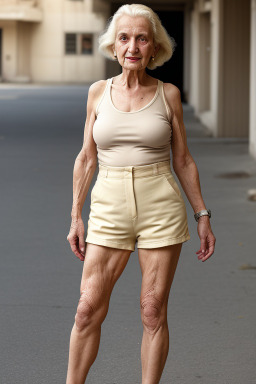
[194, 209, 211, 222]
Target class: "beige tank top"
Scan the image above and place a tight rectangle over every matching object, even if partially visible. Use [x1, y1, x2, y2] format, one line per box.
[93, 77, 172, 166]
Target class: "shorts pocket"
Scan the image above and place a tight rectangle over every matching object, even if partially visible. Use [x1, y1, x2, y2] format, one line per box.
[91, 176, 105, 203]
[162, 173, 183, 201]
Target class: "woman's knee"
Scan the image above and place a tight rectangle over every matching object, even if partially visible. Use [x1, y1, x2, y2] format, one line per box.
[75, 289, 109, 332]
[140, 295, 166, 335]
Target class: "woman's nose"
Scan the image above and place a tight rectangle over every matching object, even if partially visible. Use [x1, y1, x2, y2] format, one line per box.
[128, 38, 138, 54]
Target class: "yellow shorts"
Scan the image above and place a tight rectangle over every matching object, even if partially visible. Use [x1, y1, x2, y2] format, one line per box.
[85, 160, 190, 252]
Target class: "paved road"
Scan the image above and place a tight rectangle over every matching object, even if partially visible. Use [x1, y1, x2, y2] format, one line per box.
[0, 84, 256, 384]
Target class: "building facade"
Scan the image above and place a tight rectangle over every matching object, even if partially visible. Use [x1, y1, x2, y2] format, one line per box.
[0, 0, 108, 83]
[0, 0, 256, 158]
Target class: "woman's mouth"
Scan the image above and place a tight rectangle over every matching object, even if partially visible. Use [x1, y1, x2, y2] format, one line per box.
[126, 57, 141, 62]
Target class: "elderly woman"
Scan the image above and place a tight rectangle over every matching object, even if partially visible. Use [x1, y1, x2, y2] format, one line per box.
[66, 3, 216, 384]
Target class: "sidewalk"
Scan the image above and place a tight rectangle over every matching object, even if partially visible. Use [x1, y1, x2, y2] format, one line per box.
[0, 85, 255, 383]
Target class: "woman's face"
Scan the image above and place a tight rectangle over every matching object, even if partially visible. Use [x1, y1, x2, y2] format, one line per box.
[114, 15, 157, 71]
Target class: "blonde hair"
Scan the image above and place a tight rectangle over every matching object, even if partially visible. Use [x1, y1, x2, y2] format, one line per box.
[98, 3, 176, 70]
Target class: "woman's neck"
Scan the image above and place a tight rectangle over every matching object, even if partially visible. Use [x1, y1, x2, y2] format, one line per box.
[116, 69, 151, 89]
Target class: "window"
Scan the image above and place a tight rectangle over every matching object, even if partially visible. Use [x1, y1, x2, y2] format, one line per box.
[65, 34, 76, 54]
[65, 33, 93, 55]
[81, 34, 93, 55]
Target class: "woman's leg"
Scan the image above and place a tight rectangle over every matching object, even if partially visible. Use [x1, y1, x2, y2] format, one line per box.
[138, 243, 182, 384]
[66, 243, 132, 384]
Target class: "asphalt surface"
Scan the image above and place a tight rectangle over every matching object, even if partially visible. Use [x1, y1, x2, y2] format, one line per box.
[0, 83, 256, 384]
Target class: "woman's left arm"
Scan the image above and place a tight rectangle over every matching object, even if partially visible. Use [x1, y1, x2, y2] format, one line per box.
[164, 84, 216, 262]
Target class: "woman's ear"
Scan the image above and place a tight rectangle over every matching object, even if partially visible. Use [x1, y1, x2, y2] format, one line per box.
[154, 45, 160, 56]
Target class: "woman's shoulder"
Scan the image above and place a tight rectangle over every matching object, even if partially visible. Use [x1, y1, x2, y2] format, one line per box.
[88, 79, 109, 115]
[162, 82, 182, 110]
[88, 79, 109, 98]
[162, 82, 181, 97]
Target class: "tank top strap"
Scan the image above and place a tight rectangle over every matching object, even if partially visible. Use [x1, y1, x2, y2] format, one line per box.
[159, 80, 172, 123]
[95, 78, 112, 117]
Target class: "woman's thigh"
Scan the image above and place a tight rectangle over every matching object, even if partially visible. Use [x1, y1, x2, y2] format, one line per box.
[80, 243, 132, 299]
[138, 243, 182, 307]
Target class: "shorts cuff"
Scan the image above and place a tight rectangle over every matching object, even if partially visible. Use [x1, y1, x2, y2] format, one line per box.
[137, 233, 190, 249]
[85, 235, 135, 252]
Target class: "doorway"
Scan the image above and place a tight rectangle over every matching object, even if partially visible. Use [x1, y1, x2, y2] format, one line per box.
[147, 10, 184, 101]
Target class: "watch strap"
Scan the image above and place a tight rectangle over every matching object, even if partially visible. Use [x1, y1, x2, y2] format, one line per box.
[194, 209, 211, 222]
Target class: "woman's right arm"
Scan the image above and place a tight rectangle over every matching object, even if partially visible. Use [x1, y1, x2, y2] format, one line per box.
[67, 80, 106, 261]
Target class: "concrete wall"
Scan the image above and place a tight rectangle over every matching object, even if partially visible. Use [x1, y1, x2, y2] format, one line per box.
[0, 0, 108, 82]
[189, 0, 223, 136]
[250, 0, 256, 158]
[29, 0, 106, 82]
[190, 3, 200, 110]
[0, 20, 17, 80]
[220, 0, 250, 137]
[17, 21, 31, 79]
[189, 0, 251, 138]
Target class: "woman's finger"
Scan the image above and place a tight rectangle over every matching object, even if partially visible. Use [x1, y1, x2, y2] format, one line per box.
[196, 238, 207, 259]
[200, 240, 215, 261]
[78, 242, 85, 261]
[79, 237, 86, 256]
[70, 240, 79, 255]
[200, 238, 207, 254]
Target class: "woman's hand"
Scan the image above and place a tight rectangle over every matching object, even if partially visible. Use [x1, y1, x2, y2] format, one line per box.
[67, 217, 86, 261]
[196, 216, 216, 262]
